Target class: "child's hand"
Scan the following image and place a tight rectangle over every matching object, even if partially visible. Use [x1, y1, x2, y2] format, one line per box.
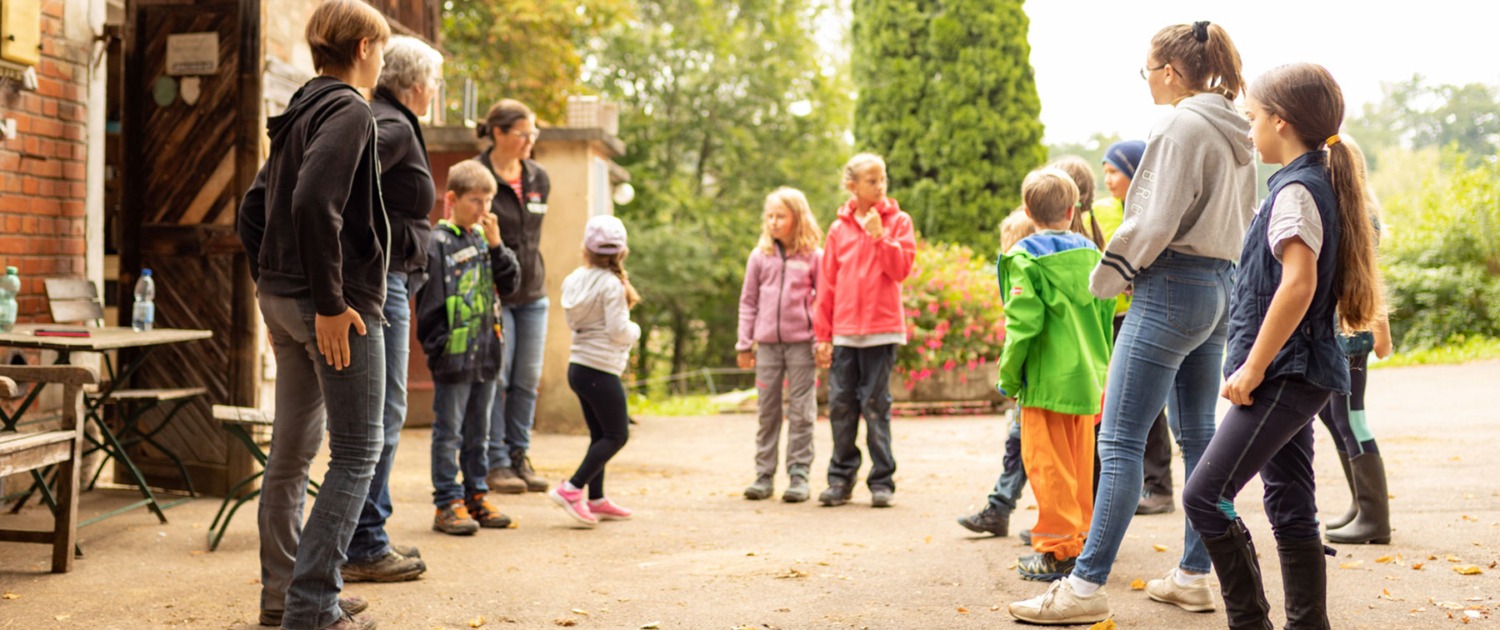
[815, 342, 833, 368]
[1220, 365, 1264, 407]
[737, 350, 755, 370]
[481, 211, 502, 247]
[1373, 337, 1393, 360]
[861, 211, 884, 239]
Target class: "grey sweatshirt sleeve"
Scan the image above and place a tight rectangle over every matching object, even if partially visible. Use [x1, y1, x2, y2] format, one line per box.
[1090, 134, 1202, 298]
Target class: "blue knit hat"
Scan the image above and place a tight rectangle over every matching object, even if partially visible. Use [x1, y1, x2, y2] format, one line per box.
[1103, 140, 1146, 180]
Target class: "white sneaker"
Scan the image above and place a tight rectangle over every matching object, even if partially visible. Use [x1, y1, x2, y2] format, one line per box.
[1009, 579, 1111, 625]
[1146, 567, 1217, 612]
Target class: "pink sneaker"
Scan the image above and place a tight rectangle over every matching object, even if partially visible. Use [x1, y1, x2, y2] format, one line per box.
[588, 498, 633, 521]
[549, 483, 598, 527]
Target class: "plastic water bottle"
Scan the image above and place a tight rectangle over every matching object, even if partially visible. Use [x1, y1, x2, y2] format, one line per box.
[0, 267, 19, 333]
[132, 269, 155, 332]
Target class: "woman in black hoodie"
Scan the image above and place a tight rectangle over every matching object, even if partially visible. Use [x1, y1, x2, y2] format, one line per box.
[236, 2, 389, 628]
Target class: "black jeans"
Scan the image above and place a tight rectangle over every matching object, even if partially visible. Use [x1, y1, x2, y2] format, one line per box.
[1183, 377, 1334, 541]
[827, 344, 897, 490]
[567, 363, 631, 500]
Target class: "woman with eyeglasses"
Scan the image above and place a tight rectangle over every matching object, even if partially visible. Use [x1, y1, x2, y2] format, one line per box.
[474, 100, 554, 497]
[1009, 20, 1257, 625]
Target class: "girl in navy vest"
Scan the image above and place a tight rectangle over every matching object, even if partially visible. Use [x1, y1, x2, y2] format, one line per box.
[1182, 63, 1383, 630]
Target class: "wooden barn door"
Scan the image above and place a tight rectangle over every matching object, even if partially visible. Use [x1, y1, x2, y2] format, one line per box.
[119, 0, 261, 495]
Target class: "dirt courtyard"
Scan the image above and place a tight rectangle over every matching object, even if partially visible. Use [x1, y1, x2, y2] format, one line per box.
[1, 361, 1497, 629]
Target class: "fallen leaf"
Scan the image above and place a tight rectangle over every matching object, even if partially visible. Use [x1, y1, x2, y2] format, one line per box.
[1428, 554, 1438, 561]
[469, 616, 486, 628]
[1130, 579, 1146, 590]
[554, 619, 577, 627]
[1, 593, 19, 599]
[571, 609, 589, 616]
[1089, 620, 1117, 630]
[924, 535, 932, 544]
[1448, 555, 1463, 563]
[1453, 565, 1483, 575]
[956, 607, 969, 614]
[745, 552, 757, 557]
[639, 623, 662, 629]
[1376, 555, 1397, 564]
[1340, 560, 1364, 569]
[1152, 544, 1169, 552]
[776, 568, 810, 579]
[1412, 562, 1425, 570]
[1463, 515, 1480, 522]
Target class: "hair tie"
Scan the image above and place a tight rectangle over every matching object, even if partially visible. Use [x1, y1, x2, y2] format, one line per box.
[1191, 21, 1210, 42]
[1325, 134, 1341, 147]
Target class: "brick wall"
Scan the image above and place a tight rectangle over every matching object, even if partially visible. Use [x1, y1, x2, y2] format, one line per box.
[0, 0, 90, 324]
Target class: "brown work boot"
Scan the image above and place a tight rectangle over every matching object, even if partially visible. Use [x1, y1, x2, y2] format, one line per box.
[258, 596, 368, 627]
[320, 612, 377, 630]
[433, 500, 480, 536]
[512, 448, 549, 493]
[340, 549, 425, 583]
[465, 493, 514, 528]
[486, 466, 527, 494]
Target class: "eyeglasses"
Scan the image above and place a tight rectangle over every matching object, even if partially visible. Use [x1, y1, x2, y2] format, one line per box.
[508, 130, 540, 141]
[1139, 64, 1169, 81]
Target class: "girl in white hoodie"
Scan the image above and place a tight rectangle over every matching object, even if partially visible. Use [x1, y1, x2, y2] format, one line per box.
[548, 215, 643, 527]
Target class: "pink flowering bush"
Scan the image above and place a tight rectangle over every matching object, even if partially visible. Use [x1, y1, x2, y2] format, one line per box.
[897, 240, 1005, 390]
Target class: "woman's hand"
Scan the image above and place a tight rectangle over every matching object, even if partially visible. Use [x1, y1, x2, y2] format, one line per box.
[316, 308, 367, 371]
[815, 342, 833, 369]
[737, 350, 755, 370]
[1220, 364, 1264, 407]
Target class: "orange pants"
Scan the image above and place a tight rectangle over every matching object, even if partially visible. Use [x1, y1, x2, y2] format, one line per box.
[1020, 406, 1096, 559]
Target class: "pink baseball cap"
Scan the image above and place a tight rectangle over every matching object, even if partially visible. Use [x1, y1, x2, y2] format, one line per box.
[584, 215, 628, 254]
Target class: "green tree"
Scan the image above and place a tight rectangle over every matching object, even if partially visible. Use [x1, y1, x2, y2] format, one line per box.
[852, 0, 1046, 255]
[585, 0, 853, 382]
[1346, 76, 1500, 168]
[441, 0, 629, 122]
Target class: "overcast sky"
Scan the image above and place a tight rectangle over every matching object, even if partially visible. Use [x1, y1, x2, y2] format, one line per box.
[1025, 2, 1500, 144]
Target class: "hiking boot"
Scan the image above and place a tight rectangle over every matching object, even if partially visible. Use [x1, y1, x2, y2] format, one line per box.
[259, 596, 369, 627]
[433, 500, 480, 536]
[340, 549, 426, 583]
[1017, 551, 1076, 582]
[956, 505, 1009, 536]
[390, 543, 420, 559]
[1146, 567, 1216, 612]
[819, 483, 852, 507]
[1008, 578, 1111, 624]
[512, 448, 549, 493]
[782, 474, 811, 503]
[744, 474, 774, 500]
[1136, 491, 1176, 515]
[465, 493, 513, 528]
[549, 482, 599, 527]
[870, 486, 895, 508]
[588, 497, 633, 521]
[485, 466, 527, 495]
[320, 612, 377, 630]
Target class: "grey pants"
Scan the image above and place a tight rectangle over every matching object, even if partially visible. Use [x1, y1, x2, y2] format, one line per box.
[754, 342, 817, 476]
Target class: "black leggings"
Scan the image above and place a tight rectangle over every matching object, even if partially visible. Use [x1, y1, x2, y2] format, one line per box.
[1316, 353, 1378, 455]
[1183, 377, 1334, 542]
[567, 363, 631, 500]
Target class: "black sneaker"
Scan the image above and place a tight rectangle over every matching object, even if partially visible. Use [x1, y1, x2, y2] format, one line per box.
[819, 483, 852, 507]
[957, 505, 1009, 536]
[1017, 551, 1075, 582]
[870, 486, 894, 508]
[744, 474, 774, 500]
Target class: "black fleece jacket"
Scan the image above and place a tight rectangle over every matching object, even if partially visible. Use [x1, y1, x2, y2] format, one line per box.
[476, 152, 551, 303]
[238, 77, 390, 317]
[372, 87, 434, 291]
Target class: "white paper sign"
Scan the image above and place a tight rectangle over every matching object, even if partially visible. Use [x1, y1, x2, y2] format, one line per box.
[166, 32, 219, 75]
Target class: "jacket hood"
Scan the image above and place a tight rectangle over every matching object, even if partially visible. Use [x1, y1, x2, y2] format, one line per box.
[562, 266, 615, 311]
[268, 77, 361, 145]
[1178, 92, 1254, 167]
[1006, 232, 1100, 308]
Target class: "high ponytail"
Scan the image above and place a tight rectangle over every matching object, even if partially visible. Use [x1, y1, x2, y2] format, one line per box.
[1250, 63, 1383, 332]
[1149, 21, 1244, 100]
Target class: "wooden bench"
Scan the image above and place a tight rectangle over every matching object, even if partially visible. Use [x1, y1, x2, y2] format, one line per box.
[0, 365, 99, 573]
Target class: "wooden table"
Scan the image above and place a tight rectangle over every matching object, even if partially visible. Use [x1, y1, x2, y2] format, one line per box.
[0, 325, 213, 525]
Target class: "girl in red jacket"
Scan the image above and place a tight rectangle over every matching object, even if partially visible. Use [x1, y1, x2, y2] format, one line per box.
[814, 153, 917, 508]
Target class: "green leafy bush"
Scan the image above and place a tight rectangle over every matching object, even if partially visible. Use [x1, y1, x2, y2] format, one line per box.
[896, 241, 1004, 388]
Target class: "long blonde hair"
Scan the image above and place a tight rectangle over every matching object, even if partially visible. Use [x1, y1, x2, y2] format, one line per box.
[585, 249, 641, 309]
[757, 187, 824, 256]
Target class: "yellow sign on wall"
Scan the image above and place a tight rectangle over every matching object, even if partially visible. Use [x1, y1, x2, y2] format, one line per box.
[0, 0, 42, 67]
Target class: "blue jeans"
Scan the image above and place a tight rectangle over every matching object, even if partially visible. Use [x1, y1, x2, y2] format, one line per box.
[348, 272, 410, 563]
[986, 410, 1027, 514]
[488, 296, 548, 469]
[256, 293, 384, 630]
[1071, 251, 1233, 586]
[432, 379, 496, 506]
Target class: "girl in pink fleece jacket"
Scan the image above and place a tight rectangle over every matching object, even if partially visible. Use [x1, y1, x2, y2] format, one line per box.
[736, 187, 824, 503]
[813, 153, 917, 508]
